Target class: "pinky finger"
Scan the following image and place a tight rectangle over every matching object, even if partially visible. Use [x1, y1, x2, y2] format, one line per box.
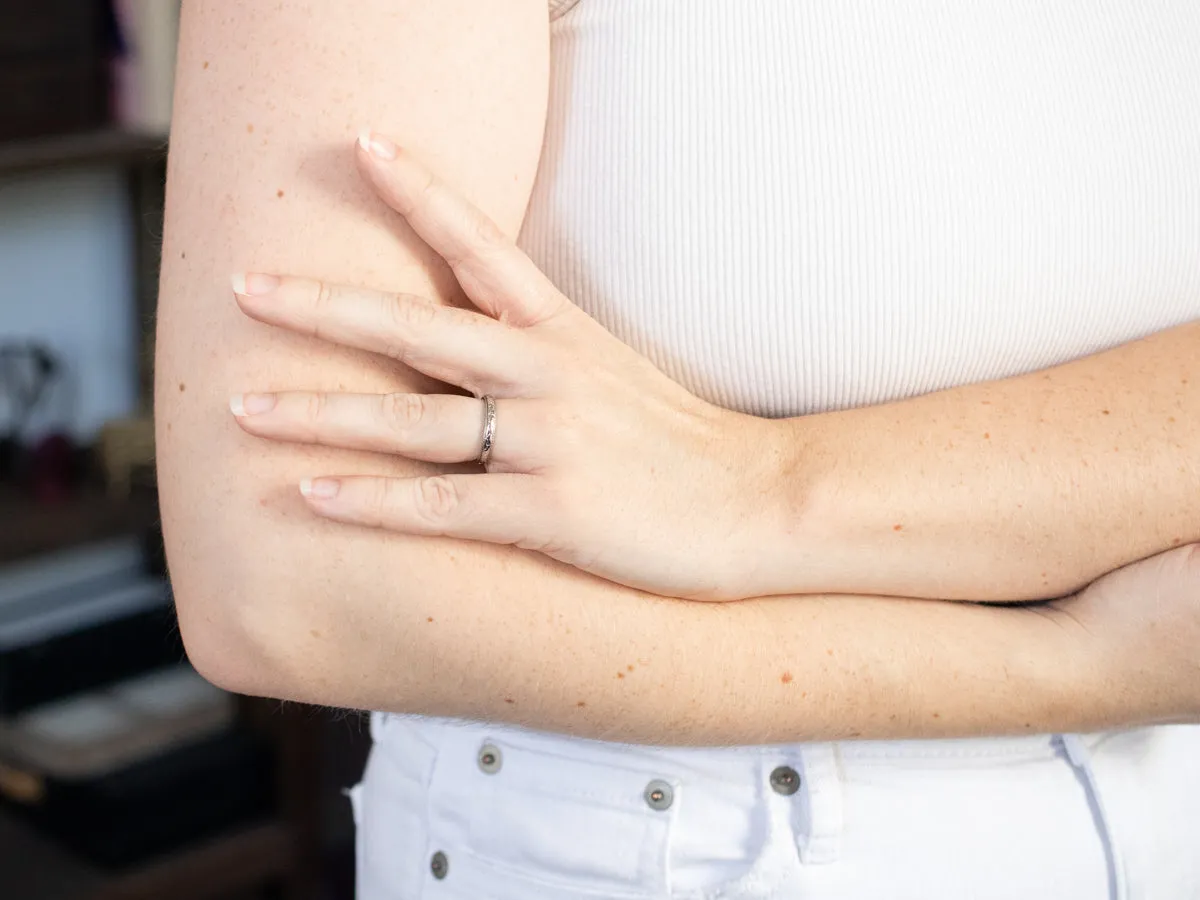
[298, 472, 551, 549]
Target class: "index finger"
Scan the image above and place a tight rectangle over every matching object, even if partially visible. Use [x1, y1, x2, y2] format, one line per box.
[356, 131, 567, 328]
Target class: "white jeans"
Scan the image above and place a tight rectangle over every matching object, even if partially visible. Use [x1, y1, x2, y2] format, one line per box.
[350, 715, 1200, 899]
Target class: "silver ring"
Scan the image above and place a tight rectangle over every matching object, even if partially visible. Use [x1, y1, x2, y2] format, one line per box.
[478, 395, 497, 466]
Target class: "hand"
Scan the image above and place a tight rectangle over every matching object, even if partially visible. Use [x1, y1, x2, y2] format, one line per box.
[1043, 543, 1200, 723]
[230, 130, 788, 601]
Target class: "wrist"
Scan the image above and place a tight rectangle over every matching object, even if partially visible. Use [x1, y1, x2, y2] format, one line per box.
[735, 413, 839, 598]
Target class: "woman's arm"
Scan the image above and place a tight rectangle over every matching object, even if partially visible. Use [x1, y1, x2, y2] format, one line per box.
[159, 2, 1197, 742]
[202, 532, 1200, 746]
[156, 0, 548, 687]
[765, 323, 1200, 602]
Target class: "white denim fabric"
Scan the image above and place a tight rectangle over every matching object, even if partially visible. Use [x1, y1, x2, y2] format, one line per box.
[350, 715, 1200, 899]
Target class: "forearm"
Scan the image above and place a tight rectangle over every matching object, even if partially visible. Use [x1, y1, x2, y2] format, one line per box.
[764, 321, 1200, 602]
[233, 538, 1190, 745]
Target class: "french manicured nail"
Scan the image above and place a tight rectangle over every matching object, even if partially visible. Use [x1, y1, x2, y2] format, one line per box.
[231, 272, 280, 296]
[300, 478, 341, 500]
[229, 393, 276, 417]
[357, 128, 397, 161]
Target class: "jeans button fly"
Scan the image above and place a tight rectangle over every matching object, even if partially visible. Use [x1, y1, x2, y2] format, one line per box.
[770, 765, 801, 796]
[644, 779, 674, 811]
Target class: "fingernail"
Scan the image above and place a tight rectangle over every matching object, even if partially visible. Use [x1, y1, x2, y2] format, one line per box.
[230, 393, 276, 416]
[232, 272, 280, 296]
[357, 128, 397, 161]
[300, 477, 341, 500]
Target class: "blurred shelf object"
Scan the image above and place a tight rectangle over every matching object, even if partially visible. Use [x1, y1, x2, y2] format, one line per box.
[0, 128, 166, 177]
[0, 486, 158, 566]
[0, 814, 294, 900]
[0, 693, 323, 899]
[0, 125, 166, 406]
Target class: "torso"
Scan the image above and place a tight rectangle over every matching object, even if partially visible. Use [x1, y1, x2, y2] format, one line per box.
[360, 4, 1200, 897]
[522, 0, 1200, 416]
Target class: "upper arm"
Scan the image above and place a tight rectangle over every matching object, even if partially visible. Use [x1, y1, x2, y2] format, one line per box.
[156, 1, 549, 689]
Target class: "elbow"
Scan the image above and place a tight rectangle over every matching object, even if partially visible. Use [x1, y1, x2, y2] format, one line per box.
[169, 549, 357, 708]
[174, 581, 269, 698]
[160, 503, 314, 700]
[171, 563, 286, 700]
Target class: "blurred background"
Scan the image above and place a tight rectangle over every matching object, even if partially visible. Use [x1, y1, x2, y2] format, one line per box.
[0, 3, 366, 897]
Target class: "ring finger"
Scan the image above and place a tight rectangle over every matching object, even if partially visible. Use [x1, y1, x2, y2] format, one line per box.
[230, 390, 539, 469]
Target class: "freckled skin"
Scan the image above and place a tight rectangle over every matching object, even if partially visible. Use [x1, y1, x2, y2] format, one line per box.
[158, 2, 1200, 747]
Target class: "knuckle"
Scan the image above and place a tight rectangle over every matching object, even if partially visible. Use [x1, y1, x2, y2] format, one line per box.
[365, 479, 394, 524]
[444, 213, 509, 270]
[311, 280, 335, 314]
[389, 292, 438, 328]
[383, 392, 426, 432]
[414, 475, 461, 525]
[470, 214, 509, 258]
[382, 293, 436, 363]
[305, 281, 337, 341]
[391, 292, 439, 328]
[405, 165, 440, 217]
[302, 392, 328, 424]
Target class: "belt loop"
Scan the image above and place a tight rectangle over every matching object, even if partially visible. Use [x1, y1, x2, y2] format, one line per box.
[369, 710, 391, 743]
[1061, 734, 1128, 900]
[796, 744, 843, 865]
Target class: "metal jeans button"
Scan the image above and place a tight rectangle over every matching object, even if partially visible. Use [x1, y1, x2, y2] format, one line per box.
[644, 779, 674, 811]
[769, 765, 801, 796]
[477, 743, 503, 774]
[430, 850, 449, 879]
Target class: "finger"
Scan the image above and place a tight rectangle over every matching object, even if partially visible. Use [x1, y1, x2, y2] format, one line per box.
[232, 273, 538, 395]
[230, 391, 545, 469]
[298, 472, 551, 549]
[356, 131, 568, 327]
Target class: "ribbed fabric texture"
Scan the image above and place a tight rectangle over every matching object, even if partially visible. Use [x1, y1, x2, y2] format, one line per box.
[523, 0, 1200, 417]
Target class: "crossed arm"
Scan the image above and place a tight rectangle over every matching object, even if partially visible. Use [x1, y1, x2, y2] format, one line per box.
[156, 1, 1200, 744]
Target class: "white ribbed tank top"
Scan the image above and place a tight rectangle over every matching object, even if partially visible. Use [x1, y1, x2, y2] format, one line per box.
[521, 0, 1200, 418]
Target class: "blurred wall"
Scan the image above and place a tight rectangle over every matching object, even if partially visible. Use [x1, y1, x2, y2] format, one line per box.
[0, 169, 137, 441]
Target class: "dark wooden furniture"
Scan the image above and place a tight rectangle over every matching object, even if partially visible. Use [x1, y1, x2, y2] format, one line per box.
[0, 129, 166, 176]
[0, 129, 326, 899]
[0, 694, 324, 900]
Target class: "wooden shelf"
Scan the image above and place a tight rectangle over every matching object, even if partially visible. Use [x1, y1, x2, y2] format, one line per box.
[0, 129, 166, 177]
[0, 813, 294, 900]
[0, 486, 159, 565]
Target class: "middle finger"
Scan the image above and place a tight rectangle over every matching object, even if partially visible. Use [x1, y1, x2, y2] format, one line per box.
[232, 273, 543, 396]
